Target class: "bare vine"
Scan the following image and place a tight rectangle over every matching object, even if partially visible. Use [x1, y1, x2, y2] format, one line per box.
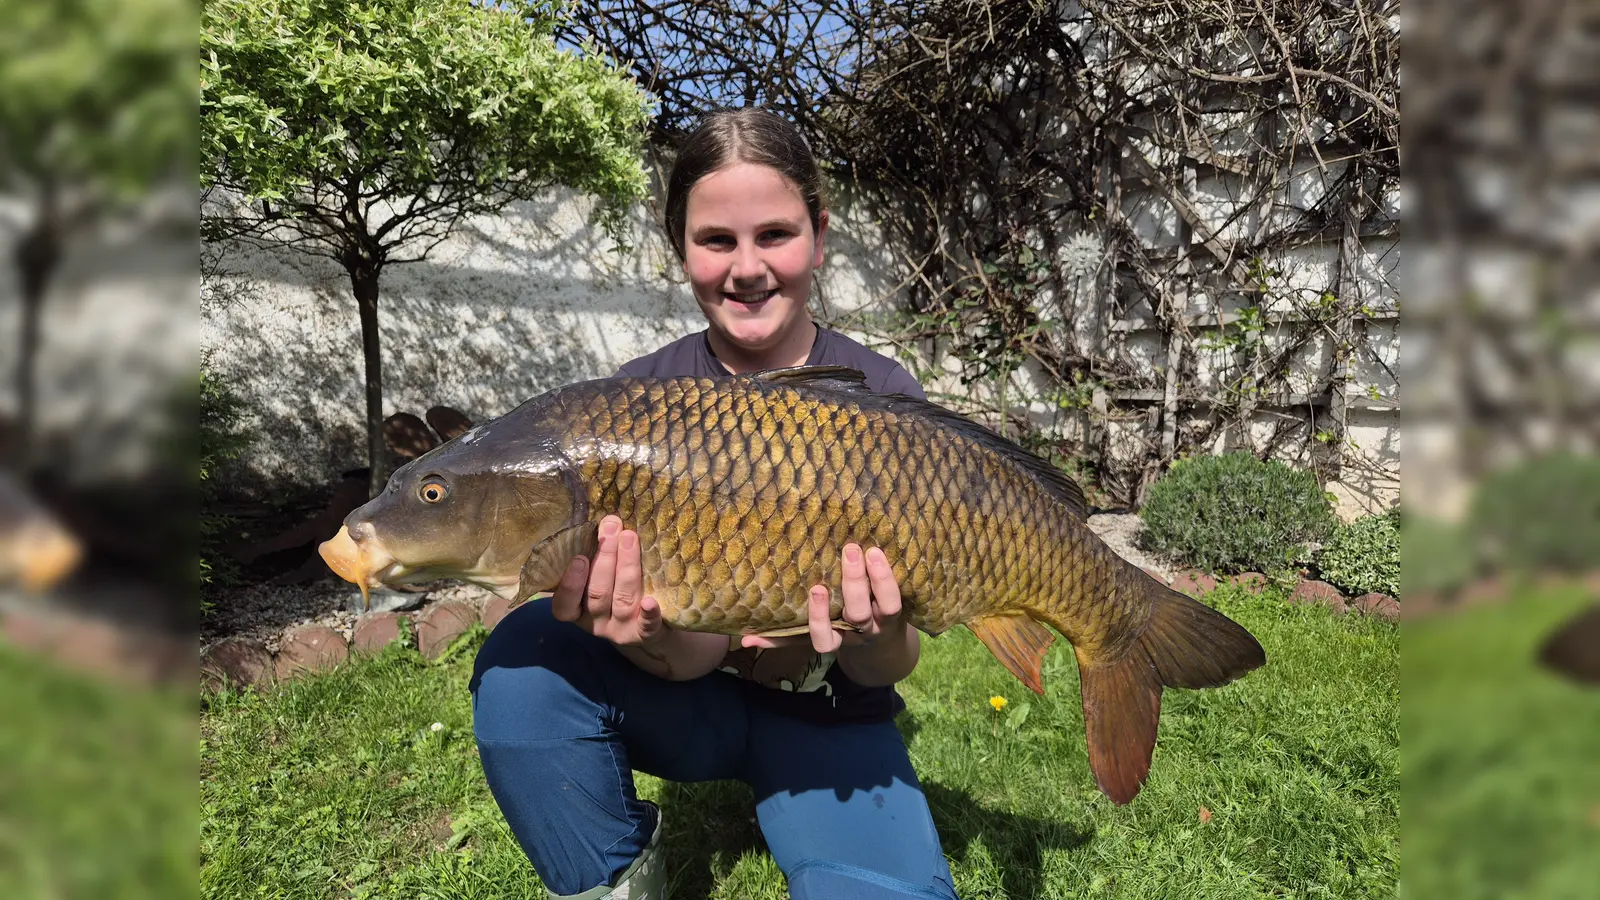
[562, 0, 1400, 506]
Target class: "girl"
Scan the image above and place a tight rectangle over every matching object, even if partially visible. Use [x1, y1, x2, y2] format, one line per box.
[471, 108, 958, 900]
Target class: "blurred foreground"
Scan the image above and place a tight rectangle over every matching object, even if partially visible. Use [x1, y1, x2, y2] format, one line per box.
[0, 0, 195, 893]
[1407, 0, 1600, 895]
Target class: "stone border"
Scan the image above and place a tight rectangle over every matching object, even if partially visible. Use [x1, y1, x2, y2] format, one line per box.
[1141, 567, 1401, 622]
[200, 594, 522, 692]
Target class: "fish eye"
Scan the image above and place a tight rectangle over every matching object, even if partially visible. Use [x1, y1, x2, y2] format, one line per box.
[418, 480, 449, 503]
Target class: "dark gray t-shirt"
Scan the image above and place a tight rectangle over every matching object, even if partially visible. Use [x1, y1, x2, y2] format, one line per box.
[616, 325, 925, 400]
[614, 325, 924, 724]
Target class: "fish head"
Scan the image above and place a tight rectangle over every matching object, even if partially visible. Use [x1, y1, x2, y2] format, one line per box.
[0, 473, 83, 593]
[318, 426, 582, 608]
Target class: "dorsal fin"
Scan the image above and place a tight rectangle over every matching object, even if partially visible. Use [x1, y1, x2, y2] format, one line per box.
[752, 365, 873, 394]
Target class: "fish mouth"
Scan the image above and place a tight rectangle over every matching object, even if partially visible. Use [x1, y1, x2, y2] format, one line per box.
[15, 525, 82, 592]
[318, 525, 397, 611]
[318, 526, 521, 606]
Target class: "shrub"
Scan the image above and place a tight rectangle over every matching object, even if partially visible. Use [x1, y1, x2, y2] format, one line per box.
[1469, 453, 1600, 574]
[1139, 451, 1337, 576]
[1316, 508, 1400, 597]
[1401, 516, 1478, 598]
[200, 363, 252, 611]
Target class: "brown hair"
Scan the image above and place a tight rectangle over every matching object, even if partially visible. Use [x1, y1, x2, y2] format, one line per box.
[664, 107, 825, 260]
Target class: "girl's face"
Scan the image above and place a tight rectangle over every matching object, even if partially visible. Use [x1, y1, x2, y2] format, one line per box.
[681, 162, 827, 358]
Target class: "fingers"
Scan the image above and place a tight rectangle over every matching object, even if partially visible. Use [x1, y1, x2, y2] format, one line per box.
[839, 544, 874, 633]
[611, 528, 644, 619]
[808, 585, 843, 654]
[584, 516, 623, 626]
[863, 547, 902, 619]
[551, 555, 589, 624]
[636, 595, 664, 643]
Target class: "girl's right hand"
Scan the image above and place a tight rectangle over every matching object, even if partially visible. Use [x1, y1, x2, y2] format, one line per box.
[551, 515, 667, 647]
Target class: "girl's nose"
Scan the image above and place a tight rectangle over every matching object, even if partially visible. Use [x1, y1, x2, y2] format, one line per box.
[730, 243, 765, 282]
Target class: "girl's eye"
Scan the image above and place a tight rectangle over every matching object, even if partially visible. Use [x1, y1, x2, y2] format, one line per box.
[759, 229, 792, 243]
[701, 234, 735, 249]
[419, 482, 448, 503]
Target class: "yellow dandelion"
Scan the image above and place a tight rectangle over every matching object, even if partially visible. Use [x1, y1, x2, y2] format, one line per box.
[989, 695, 1008, 711]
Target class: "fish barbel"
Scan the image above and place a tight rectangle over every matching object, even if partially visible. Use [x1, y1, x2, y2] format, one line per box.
[320, 366, 1265, 803]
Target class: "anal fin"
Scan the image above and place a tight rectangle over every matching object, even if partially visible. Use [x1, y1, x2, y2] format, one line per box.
[968, 614, 1056, 695]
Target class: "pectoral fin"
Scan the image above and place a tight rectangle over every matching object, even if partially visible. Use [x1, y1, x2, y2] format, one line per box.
[514, 520, 600, 603]
[968, 613, 1056, 695]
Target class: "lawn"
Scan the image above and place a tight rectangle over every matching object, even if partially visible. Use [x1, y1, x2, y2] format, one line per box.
[201, 585, 1398, 899]
[1403, 584, 1600, 900]
[0, 642, 196, 899]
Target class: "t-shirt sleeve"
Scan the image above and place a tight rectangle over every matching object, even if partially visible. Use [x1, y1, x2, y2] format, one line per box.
[881, 364, 926, 400]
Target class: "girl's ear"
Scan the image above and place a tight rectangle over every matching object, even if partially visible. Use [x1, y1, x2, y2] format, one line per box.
[812, 209, 830, 269]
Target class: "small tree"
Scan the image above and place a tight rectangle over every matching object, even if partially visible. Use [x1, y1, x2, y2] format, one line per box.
[201, 0, 651, 496]
[0, 0, 189, 469]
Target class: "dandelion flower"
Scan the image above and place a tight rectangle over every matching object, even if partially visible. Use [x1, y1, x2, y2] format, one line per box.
[430, 722, 444, 733]
[989, 696, 1008, 711]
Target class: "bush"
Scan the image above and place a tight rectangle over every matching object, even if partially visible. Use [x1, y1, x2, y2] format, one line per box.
[200, 363, 251, 611]
[1401, 516, 1478, 598]
[1469, 453, 1600, 574]
[1139, 451, 1337, 576]
[1316, 508, 1400, 597]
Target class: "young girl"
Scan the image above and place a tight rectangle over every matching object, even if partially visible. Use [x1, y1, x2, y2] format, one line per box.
[471, 108, 958, 900]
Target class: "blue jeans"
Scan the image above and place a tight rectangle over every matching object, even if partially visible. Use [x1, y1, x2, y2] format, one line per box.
[470, 600, 959, 899]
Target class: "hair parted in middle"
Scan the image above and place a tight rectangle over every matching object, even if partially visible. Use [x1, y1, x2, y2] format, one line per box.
[663, 107, 826, 261]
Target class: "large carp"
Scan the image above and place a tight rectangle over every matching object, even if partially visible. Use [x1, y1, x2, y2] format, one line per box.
[320, 367, 1265, 803]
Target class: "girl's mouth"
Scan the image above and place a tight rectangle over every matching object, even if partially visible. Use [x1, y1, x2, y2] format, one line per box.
[725, 289, 779, 306]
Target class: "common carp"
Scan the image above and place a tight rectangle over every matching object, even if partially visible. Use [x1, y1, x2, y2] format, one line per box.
[320, 367, 1265, 803]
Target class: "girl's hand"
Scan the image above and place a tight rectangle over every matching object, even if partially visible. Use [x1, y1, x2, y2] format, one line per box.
[551, 515, 666, 647]
[741, 544, 916, 662]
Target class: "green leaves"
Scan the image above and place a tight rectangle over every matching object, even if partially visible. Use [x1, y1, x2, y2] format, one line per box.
[1316, 509, 1400, 598]
[1141, 452, 1339, 577]
[0, 0, 190, 197]
[201, 0, 651, 249]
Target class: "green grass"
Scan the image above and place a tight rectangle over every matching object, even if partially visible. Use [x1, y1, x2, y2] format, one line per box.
[0, 643, 196, 899]
[1404, 585, 1600, 900]
[201, 587, 1398, 899]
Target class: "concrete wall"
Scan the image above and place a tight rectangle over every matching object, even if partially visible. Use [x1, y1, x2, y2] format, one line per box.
[0, 190, 195, 483]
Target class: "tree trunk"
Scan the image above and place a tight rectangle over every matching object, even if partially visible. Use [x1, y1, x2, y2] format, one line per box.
[12, 189, 62, 471]
[350, 265, 386, 500]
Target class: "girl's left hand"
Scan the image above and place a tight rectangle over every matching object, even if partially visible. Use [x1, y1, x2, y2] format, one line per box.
[740, 543, 907, 655]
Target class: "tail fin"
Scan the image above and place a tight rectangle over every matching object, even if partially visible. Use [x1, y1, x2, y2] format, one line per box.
[1077, 581, 1266, 804]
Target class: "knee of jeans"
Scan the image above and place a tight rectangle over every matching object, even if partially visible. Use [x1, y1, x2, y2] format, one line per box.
[471, 599, 580, 683]
[471, 600, 610, 743]
[785, 860, 958, 900]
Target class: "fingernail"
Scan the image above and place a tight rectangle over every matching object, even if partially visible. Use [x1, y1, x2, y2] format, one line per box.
[571, 556, 588, 576]
[866, 547, 885, 565]
[600, 519, 620, 538]
[845, 545, 861, 564]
